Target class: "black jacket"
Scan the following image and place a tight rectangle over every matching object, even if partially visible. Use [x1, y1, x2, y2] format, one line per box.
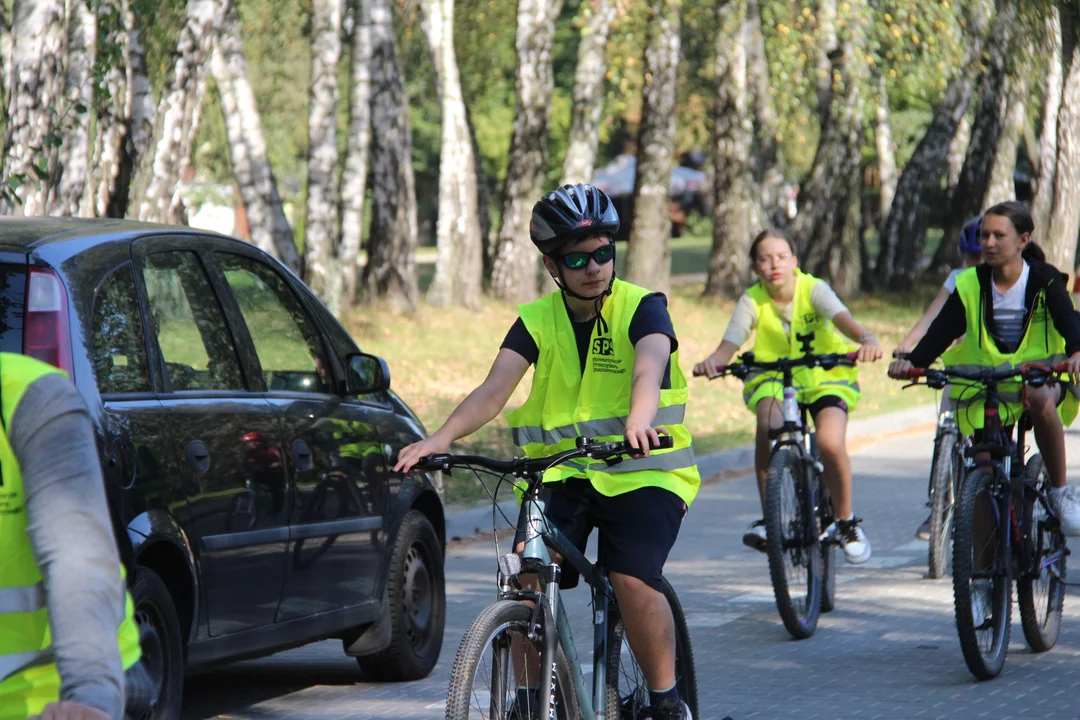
[908, 261, 1080, 368]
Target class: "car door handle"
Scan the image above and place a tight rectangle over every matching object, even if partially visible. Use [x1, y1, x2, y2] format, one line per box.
[187, 440, 211, 474]
[292, 439, 313, 471]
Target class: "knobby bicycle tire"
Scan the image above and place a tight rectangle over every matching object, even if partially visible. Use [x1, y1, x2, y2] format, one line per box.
[766, 446, 823, 639]
[1017, 454, 1066, 653]
[952, 468, 1011, 680]
[928, 428, 960, 579]
[606, 577, 698, 719]
[445, 601, 579, 720]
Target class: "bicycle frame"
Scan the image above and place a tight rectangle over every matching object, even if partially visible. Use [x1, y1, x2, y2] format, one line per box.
[507, 484, 617, 719]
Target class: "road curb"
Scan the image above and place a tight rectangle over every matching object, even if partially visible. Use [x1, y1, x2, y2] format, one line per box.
[443, 402, 939, 541]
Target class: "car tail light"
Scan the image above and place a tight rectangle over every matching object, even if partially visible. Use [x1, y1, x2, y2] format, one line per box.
[25, 268, 73, 375]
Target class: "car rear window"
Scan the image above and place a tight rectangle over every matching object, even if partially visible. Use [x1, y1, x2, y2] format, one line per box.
[0, 264, 27, 354]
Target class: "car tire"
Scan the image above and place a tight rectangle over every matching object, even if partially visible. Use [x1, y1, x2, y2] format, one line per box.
[130, 566, 185, 720]
[356, 510, 445, 681]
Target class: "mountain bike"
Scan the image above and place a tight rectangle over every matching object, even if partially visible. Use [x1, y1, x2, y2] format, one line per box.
[697, 346, 858, 639]
[900, 364, 1070, 680]
[416, 436, 699, 719]
[925, 409, 967, 578]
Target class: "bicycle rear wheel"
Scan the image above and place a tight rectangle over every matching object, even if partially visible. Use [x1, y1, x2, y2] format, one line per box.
[928, 428, 960, 579]
[606, 577, 698, 719]
[1017, 455, 1067, 652]
[952, 468, 1011, 681]
[445, 601, 579, 720]
[765, 447, 823, 639]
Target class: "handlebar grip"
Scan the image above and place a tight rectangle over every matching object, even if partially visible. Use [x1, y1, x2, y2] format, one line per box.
[905, 368, 926, 379]
[654, 435, 675, 450]
[845, 351, 860, 361]
[1053, 363, 1070, 374]
[413, 454, 449, 471]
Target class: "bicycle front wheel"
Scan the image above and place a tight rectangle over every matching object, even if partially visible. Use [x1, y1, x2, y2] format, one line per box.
[766, 446, 823, 639]
[1017, 454, 1067, 652]
[952, 468, 1011, 680]
[928, 428, 960, 579]
[606, 577, 698, 719]
[445, 601, 579, 720]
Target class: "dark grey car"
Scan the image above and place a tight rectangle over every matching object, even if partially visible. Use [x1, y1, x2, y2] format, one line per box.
[0, 218, 446, 720]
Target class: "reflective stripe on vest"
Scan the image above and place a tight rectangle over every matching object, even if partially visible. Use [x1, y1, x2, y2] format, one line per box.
[941, 268, 1080, 434]
[0, 353, 141, 715]
[505, 279, 701, 506]
[743, 270, 860, 409]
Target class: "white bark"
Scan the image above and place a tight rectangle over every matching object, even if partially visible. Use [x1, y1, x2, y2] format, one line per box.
[488, 0, 564, 302]
[51, 0, 96, 217]
[1032, 6, 1063, 248]
[303, 0, 343, 301]
[130, 0, 229, 224]
[946, 112, 971, 191]
[1046, 45, 1080, 276]
[422, 0, 483, 309]
[560, 0, 615, 185]
[211, 1, 300, 272]
[985, 67, 1029, 208]
[89, 0, 129, 218]
[336, 0, 373, 316]
[1, 0, 68, 215]
[875, 75, 897, 223]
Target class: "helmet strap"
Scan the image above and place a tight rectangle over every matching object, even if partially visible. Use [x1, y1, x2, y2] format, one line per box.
[553, 269, 615, 336]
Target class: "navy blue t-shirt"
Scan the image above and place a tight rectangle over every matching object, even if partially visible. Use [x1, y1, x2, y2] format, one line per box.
[500, 293, 678, 388]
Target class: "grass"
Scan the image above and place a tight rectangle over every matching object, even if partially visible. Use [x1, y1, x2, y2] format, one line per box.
[345, 237, 941, 505]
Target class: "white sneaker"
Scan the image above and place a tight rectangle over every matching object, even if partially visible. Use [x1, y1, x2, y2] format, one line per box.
[742, 519, 767, 552]
[1050, 486, 1080, 536]
[836, 517, 872, 564]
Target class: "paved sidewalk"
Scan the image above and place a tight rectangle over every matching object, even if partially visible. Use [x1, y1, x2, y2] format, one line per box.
[181, 426, 1080, 720]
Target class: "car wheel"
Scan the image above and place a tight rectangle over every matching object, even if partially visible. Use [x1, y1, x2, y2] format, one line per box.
[356, 510, 445, 681]
[130, 566, 185, 720]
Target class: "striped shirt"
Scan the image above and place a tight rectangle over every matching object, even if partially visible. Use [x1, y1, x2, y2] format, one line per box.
[991, 261, 1029, 352]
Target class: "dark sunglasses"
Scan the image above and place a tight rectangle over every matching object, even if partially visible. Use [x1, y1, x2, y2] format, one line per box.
[558, 243, 615, 270]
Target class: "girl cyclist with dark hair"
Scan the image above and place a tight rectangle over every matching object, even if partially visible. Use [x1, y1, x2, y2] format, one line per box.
[889, 200, 1080, 534]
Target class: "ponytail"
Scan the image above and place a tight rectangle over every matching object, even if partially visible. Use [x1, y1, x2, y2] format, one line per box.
[1022, 241, 1046, 264]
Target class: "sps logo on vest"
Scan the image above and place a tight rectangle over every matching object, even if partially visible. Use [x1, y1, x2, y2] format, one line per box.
[592, 337, 614, 356]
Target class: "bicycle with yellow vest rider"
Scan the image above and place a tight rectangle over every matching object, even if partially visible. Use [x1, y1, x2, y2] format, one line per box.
[395, 183, 705, 720]
[693, 229, 883, 565]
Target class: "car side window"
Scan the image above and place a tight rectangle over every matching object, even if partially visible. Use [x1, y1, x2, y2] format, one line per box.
[92, 264, 152, 394]
[141, 251, 246, 392]
[217, 253, 331, 394]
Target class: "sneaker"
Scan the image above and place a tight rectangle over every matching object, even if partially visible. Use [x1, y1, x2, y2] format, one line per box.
[915, 513, 932, 541]
[742, 519, 767, 552]
[1050, 485, 1080, 536]
[651, 699, 694, 720]
[836, 517, 872, 564]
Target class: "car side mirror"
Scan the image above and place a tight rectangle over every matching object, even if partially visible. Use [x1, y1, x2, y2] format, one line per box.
[347, 353, 391, 394]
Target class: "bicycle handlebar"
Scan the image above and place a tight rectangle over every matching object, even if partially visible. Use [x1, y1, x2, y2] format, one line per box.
[694, 350, 859, 380]
[901, 363, 1068, 388]
[414, 435, 676, 475]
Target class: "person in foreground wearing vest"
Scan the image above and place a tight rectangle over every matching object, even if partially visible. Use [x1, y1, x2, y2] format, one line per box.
[394, 184, 702, 720]
[888, 201, 1080, 534]
[0, 353, 142, 720]
[693, 229, 883, 564]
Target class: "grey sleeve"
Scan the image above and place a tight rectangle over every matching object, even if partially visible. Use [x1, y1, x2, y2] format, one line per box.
[810, 281, 849, 320]
[14, 373, 125, 720]
[721, 292, 759, 347]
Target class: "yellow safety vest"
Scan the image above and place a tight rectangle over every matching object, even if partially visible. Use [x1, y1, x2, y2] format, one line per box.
[941, 267, 1080, 435]
[743, 269, 861, 411]
[0, 353, 141, 720]
[505, 279, 700, 506]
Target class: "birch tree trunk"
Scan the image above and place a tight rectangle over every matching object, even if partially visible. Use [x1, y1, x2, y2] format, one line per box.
[624, 0, 680, 296]
[89, 0, 129, 218]
[560, 0, 615, 185]
[1, 0, 68, 215]
[1045, 43, 1080, 276]
[814, 0, 837, 128]
[874, 74, 898, 224]
[946, 112, 971, 192]
[790, 0, 869, 283]
[488, 0, 564, 303]
[746, 0, 782, 226]
[128, 0, 228, 224]
[984, 67, 1030, 207]
[211, 1, 300, 273]
[50, 0, 95, 217]
[302, 0, 343, 301]
[1032, 6, 1064, 247]
[422, 0, 483, 309]
[361, 0, 419, 312]
[875, 0, 995, 287]
[704, 0, 752, 298]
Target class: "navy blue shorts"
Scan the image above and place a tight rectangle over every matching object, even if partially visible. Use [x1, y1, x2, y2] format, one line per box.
[515, 478, 685, 592]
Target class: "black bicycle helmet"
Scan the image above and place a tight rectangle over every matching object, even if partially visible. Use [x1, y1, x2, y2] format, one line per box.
[530, 183, 620, 254]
